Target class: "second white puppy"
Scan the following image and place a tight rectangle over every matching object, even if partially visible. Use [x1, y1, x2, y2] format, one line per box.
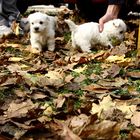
[28, 12, 57, 52]
[65, 19, 127, 52]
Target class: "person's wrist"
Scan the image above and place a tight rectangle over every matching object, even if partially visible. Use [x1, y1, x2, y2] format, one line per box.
[106, 5, 120, 19]
[104, 13, 116, 20]
[64, 0, 77, 3]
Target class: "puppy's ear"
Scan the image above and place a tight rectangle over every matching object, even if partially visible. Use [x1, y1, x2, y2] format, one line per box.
[113, 21, 120, 28]
[46, 16, 50, 21]
[27, 14, 32, 23]
[20, 18, 30, 32]
[53, 16, 58, 27]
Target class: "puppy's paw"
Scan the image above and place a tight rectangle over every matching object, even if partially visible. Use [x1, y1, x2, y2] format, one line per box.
[30, 45, 42, 53]
[30, 48, 41, 54]
[81, 47, 91, 53]
[48, 45, 55, 52]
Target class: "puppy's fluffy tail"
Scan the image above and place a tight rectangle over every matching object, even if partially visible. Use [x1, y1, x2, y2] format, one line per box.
[65, 19, 78, 31]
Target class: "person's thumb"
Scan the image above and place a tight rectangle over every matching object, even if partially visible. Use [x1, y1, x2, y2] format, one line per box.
[99, 19, 104, 32]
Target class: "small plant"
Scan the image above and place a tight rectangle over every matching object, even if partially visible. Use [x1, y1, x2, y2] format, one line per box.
[113, 89, 130, 96]
[134, 80, 140, 92]
[82, 62, 102, 76]
[0, 88, 14, 101]
[64, 32, 71, 43]
[71, 71, 80, 78]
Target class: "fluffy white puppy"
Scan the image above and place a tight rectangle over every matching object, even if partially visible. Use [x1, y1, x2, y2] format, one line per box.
[28, 12, 57, 52]
[65, 19, 127, 52]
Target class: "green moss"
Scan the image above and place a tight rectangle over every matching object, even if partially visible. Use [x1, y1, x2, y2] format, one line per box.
[134, 80, 140, 92]
[82, 62, 102, 76]
[112, 89, 130, 96]
[0, 88, 14, 101]
[64, 32, 71, 43]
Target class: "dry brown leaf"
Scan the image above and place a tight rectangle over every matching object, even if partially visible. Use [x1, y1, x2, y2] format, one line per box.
[116, 102, 136, 119]
[59, 122, 81, 140]
[0, 77, 18, 86]
[7, 64, 22, 73]
[45, 70, 65, 85]
[14, 89, 27, 98]
[8, 57, 23, 62]
[36, 70, 65, 87]
[5, 99, 38, 119]
[73, 65, 87, 73]
[131, 112, 140, 127]
[74, 74, 86, 83]
[79, 120, 124, 139]
[91, 95, 116, 116]
[64, 82, 80, 91]
[50, 120, 81, 140]
[101, 64, 121, 78]
[69, 114, 89, 134]
[0, 123, 27, 139]
[110, 43, 128, 56]
[31, 92, 48, 100]
[131, 128, 140, 140]
[65, 74, 74, 83]
[97, 77, 128, 87]
[106, 55, 131, 63]
[54, 94, 66, 109]
[126, 71, 140, 78]
[82, 84, 109, 94]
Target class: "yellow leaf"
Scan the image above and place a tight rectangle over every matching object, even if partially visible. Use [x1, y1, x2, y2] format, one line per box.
[8, 57, 23, 62]
[131, 112, 140, 127]
[116, 103, 136, 119]
[106, 55, 131, 63]
[73, 65, 87, 73]
[91, 95, 116, 116]
[43, 106, 53, 116]
[106, 55, 125, 62]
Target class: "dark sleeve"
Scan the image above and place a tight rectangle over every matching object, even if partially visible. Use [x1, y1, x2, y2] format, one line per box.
[108, 0, 125, 4]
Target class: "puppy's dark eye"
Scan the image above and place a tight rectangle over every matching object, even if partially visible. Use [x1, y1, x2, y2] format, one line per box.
[120, 31, 123, 34]
[32, 22, 34, 25]
[40, 21, 43, 24]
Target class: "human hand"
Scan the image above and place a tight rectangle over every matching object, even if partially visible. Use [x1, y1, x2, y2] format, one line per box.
[99, 5, 120, 32]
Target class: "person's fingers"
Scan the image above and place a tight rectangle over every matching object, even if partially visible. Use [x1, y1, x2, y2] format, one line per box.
[99, 18, 104, 32]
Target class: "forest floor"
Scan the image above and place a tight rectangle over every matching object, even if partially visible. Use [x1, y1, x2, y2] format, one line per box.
[0, 6, 140, 140]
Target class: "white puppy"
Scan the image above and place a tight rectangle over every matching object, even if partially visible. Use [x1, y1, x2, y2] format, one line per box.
[28, 12, 57, 52]
[65, 19, 127, 52]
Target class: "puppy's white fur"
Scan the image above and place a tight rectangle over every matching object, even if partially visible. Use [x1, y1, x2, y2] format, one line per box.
[65, 19, 127, 52]
[28, 12, 56, 52]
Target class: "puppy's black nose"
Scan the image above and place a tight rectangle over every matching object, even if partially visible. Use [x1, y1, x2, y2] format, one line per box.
[34, 27, 39, 31]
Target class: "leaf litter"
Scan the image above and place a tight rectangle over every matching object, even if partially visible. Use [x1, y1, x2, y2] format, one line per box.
[0, 8, 139, 140]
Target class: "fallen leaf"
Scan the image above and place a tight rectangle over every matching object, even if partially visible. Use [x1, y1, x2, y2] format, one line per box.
[69, 114, 89, 133]
[101, 64, 121, 78]
[82, 84, 109, 94]
[5, 99, 38, 119]
[97, 77, 128, 87]
[126, 71, 140, 78]
[116, 102, 136, 119]
[106, 55, 131, 63]
[73, 65, 87, 73]
[79, 120, 125, 139]
[54, 94, 66, 109]
[131, 128, 140, 140]
[0, 77, 18, 86]
[8, 57, 23, 62]
[74, 74, 86, 83]
[91, 95, 116, 117]
[43, 106, 53, 116]
[131, 112, 140, 127]
[110, 43, 128, 56]
[65, 74, 74, 83]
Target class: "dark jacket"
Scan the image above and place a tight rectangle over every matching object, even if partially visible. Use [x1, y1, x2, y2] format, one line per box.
[108, 0, 125, 4]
